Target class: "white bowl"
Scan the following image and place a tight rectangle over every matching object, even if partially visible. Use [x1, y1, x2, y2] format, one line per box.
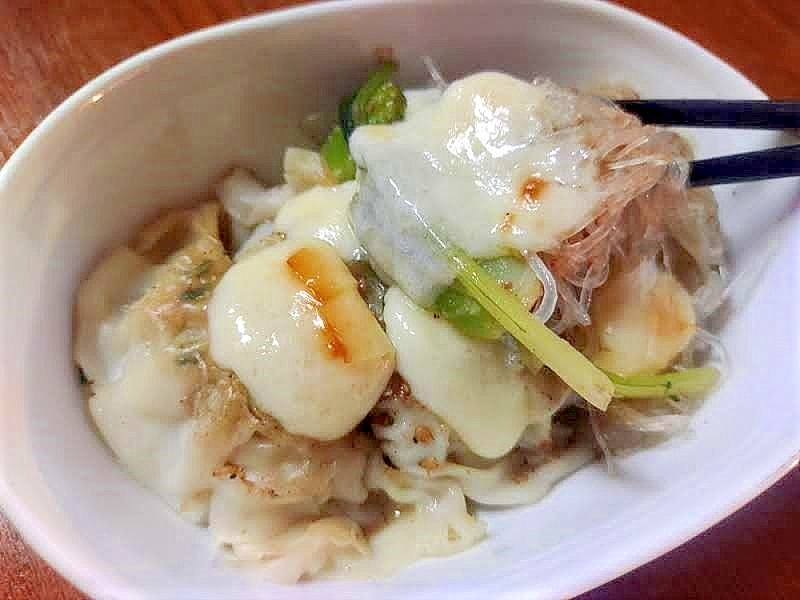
[1, 0, 798, 598]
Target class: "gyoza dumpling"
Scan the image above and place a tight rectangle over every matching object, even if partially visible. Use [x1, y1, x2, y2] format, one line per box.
[75, 205, 256, 521]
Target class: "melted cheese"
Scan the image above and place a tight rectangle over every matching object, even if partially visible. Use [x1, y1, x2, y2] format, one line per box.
[438, 445, 594, 506]
[403, 88, 442, 116]
[208, 240, 394, 441]
[349, 72, 603, 259]
[273, 181, 362, 261]
[382, 287, 529, 459]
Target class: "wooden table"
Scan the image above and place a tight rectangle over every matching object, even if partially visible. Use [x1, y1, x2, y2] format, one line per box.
[1, 1, 798, 598]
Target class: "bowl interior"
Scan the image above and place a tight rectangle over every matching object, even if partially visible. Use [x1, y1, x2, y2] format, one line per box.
[1, 1, 799, 599]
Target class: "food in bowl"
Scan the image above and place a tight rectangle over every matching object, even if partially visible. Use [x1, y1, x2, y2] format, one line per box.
[74, 62, 726, 582]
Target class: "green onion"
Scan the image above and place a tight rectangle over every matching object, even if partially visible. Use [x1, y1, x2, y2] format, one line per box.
[191, 260, 212, 277]
[180, 286, 208, 302]
[320, 126, 357, 182]
[607, 367, 720, 399]
[441, 242, 615, 410]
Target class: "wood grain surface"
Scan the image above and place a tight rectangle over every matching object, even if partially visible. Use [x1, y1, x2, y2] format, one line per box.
[1, 1, 798, 598]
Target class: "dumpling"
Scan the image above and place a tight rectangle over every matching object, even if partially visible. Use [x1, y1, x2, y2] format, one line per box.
[208, 479, 369, 583]
[213, 416, 372, 505]
[589, 259, 697, 375]
[76, 205, 257, 521]
[207, 418, 373, 582]
[205, 410, 378, 582]
[359, 454, 487, 573]
[208, 239, 395, 441]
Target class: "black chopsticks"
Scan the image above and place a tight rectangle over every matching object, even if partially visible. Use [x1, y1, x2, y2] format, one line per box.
[688, 144, 800, 187]
[612, 99, 800, 186]
[616, 99, 800, 130]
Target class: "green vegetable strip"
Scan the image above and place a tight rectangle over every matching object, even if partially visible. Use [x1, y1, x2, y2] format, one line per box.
[442, 243, 615, 410]
[323, 61, 406, 182]
[607, 367, 719, 399]
[321, 126, 356, 182]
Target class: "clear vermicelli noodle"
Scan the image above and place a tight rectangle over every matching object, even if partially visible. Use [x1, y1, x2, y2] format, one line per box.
[74, 63, 727, 582]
